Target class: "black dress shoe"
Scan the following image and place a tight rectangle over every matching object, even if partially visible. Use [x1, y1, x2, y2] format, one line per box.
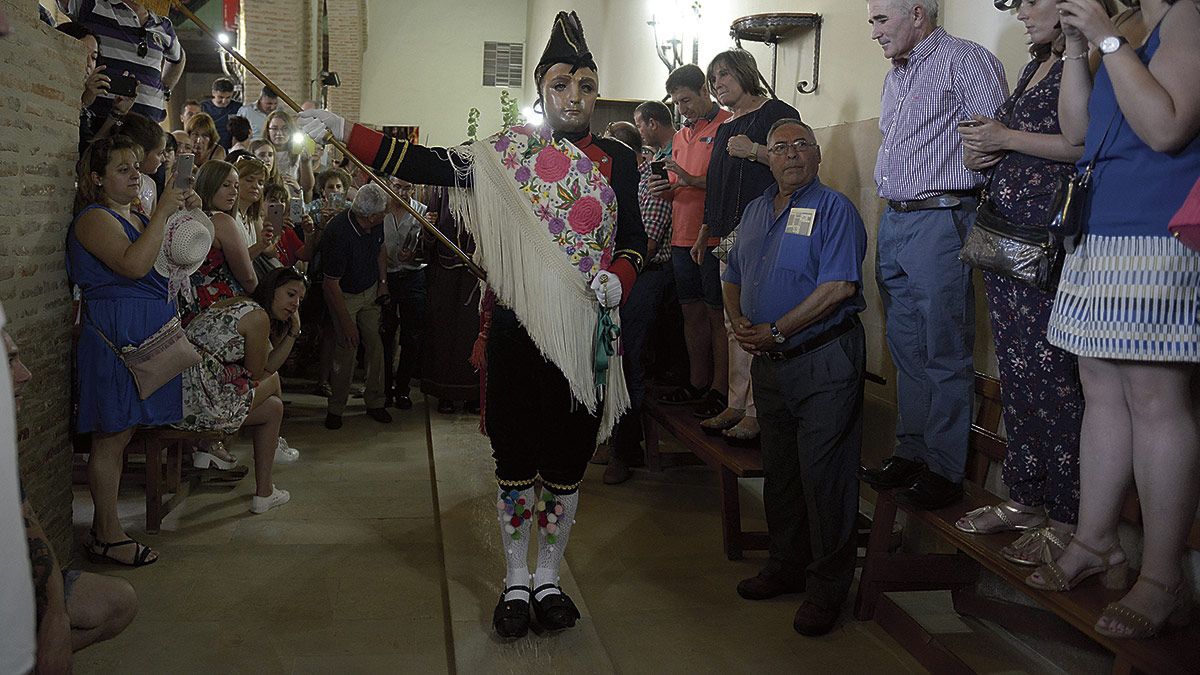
[858, 456, 926, 490]
[737, 566, 806, 600]
[493, 586, 531, 639]
[436, 399, 456, 414]
[394, 395, 413, 410]
[324, 413, 343, 430]
[366, 407, 393, 424]
[895, 469, 963, 511]
[531, 585, 580, 631]
[793, 600, 840, 636]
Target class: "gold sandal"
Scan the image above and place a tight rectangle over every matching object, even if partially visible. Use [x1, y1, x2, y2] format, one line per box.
[955, 502, 1045, 535]
[1002, 524, 1072, 566]
[1025, 538, 1128, 591]
[1096, 576, 1191, 639]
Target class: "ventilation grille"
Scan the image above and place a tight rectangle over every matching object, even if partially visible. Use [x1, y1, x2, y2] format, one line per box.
[483, 42, 524, 88]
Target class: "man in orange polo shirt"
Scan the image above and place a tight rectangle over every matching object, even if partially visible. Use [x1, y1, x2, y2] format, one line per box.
[652, 64, 732, 409]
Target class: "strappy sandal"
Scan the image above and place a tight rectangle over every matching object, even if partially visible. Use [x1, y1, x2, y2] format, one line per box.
[955, 502, 1045, 535]
[1002, 524, 1072, 566]
[492, 585, 532, 639]
[721, 422, 760, 447]
[1096, 576, 1191, 639]
[700, 408, 744, 436]
[1025, 538, 1127, 591]
[88, 537, 158, 567]
[531, 583, 580, 631]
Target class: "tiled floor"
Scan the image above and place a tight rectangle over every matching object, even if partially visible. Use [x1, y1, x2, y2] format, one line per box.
[71, 392, 925, 673]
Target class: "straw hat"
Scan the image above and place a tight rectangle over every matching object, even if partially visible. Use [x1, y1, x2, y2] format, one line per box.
[155, 208, 214, 288]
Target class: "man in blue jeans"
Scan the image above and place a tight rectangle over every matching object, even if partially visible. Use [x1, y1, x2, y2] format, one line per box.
[859, 0, 1007, 510]
[723, 119, 867, 635]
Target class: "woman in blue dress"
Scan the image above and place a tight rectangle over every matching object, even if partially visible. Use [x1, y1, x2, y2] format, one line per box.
[69, 136, 193, 567]
[1024, 0, 1200, 639]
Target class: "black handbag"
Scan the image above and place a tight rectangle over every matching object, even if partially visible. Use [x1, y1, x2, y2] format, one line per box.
[1046, 112, 1121, 252]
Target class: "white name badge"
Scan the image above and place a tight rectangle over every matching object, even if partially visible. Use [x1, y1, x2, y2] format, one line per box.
[785, 208, 817, 237]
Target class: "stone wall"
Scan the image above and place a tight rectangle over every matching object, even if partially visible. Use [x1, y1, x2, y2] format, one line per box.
[0, 0, 90, 561]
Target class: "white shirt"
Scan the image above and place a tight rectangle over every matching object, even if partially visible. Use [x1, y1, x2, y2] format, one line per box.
[138, 172, 157, 216]
[0, 304, 36, 675]
[383, 200, 428, 272]
[237, 102, 269, 138]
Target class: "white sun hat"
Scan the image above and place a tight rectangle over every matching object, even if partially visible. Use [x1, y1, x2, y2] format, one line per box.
[155, 208, 214, 299]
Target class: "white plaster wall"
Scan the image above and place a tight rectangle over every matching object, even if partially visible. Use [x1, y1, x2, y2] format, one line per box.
[360, 0, 529, 146]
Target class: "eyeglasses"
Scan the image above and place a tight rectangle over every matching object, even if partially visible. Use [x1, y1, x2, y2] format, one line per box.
[766, 138, 818, 156]
[135, 28, 148, 58]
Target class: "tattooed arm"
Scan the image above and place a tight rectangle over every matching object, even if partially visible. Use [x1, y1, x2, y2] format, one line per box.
[22, 496, 72, 673]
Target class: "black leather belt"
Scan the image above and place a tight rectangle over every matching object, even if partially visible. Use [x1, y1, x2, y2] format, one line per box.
[765, 316, 859, 362]
[888, 192, 977, 213]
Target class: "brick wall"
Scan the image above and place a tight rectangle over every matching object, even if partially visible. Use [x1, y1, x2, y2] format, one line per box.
[0, 0, 89, 562]
[242, 0, 313, 108]
[324, 0, 363, 120]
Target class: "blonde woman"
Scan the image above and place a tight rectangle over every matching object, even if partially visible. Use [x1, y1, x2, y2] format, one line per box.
[185, 112, 226, 166]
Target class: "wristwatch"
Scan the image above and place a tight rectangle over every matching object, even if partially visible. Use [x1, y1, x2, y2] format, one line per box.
[769, 322, 786, 344]
[1098, 35, 1128, 55]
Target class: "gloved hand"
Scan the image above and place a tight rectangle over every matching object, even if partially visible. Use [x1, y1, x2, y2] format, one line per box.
[590, 271, 622, 309]
[298, 109, 348, 144]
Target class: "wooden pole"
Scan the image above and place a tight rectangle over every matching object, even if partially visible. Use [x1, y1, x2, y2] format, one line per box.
[170, 1, 487, 281]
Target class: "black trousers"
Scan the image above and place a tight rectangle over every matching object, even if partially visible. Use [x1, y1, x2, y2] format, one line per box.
[484, 307, 601, 492]
[751, 322, 865, 610]
[381, 269, 427, 400]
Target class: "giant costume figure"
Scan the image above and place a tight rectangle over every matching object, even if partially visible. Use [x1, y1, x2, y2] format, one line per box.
[300, 12, 646, 639]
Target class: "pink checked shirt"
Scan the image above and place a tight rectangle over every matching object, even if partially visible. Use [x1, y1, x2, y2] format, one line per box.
[875, 28, 1008, 202]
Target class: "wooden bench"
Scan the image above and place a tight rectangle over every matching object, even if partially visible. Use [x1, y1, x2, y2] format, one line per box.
[642, 391, 767, 560]
[856, 372, 1200, 674]
[75, 427, 227, 534]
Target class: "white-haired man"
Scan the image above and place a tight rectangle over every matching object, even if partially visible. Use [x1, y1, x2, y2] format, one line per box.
[859, 0, 1007, 510]
[321, 183, 392, 429]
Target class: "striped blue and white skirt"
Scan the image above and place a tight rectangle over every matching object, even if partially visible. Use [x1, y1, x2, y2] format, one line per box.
[1047, 235, 1200, 362]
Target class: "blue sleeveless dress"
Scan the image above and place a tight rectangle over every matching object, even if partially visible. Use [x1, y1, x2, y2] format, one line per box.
[1047, 23, 1200, 362]
[68, 205, 184, 432]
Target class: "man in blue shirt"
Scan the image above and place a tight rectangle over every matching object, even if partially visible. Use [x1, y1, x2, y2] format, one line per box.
[321, 184, 392, 429]
[201, 76, 240, 149]
[723, 119, 867, 637]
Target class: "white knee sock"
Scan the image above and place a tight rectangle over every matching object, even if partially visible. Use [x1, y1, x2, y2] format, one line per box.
[532, 489, 579, 600]
[497, 487, 535, 601]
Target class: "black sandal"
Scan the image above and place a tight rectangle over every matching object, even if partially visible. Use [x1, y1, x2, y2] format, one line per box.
[531, 584, 580, 631]
[658, 384, 706, 405]
[492, 585, 532, 639]
[88, 537, 158, 567]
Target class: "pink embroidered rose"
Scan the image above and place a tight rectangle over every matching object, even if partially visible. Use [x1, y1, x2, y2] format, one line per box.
[567, 196, 603, 235]
[535, 147, 571, 183]
[600, 250, 613, 269]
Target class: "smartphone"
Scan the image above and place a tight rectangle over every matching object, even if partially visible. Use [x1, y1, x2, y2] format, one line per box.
[957, 119, 983, 129]
[174, 154, 194, 190]
[266, 203, 286, 231]
[108, 72, 139, 98]
[650, 159, 668, 181]
[289, 197, 304, 222]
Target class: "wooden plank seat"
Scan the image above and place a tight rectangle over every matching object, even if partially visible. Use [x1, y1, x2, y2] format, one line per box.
[856, 372, 1200, 674]
[74, 427, 227, 534]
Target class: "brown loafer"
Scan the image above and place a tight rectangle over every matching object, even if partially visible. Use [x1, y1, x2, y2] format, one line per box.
[737, 566, 805, 600]
[793, 600, 840, 636]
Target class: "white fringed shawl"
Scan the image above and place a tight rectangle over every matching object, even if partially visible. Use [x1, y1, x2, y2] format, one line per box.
[446, 133, 629, 441]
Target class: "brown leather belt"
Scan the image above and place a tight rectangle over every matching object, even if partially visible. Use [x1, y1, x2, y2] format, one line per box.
[888, 192, 977, 213]
[764, 316, 859, 362]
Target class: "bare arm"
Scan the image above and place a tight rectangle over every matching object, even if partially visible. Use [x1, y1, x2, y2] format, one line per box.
[246, 218, 271, 258]
[161, 47, 185, 89]
[961, 117, 1085, 164]
[239, 308, 294, 379]
[1058, 41, 1094, 145]
[212, 213, 258, 292]
[75, 186, 181, 279]
[722, 280, 743, 325]
[23, 498, 72, 673]
[298, 154, 315, 196]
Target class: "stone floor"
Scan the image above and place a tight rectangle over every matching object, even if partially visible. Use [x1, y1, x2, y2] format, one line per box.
[68, 390, 1037, 673]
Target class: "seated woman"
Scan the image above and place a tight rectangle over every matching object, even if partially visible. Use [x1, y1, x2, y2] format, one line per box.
[179, 160, 258, 327]
[186, 112, 227, 167]
[178, 267, 308, 513]
[68, 135, 192, 566]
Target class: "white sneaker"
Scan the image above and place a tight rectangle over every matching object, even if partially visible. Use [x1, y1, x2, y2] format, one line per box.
[274, 437, 300, 464]
[250, 485, 291, 514]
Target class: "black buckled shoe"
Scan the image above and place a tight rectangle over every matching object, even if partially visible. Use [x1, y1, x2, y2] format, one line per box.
[895, 469, 964, 511]
[492, 585, 532, 639]
[736, 565, 806, 600]
[858, 456, 925, 490]
[531, 584, 580, 631]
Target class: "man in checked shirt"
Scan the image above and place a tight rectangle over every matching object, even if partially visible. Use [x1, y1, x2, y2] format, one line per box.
[603, 120, 675, 484]
[859, 0, 1008, 510]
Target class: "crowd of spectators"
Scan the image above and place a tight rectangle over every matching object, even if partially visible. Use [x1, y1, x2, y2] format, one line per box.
[1, 0, 1197, 669]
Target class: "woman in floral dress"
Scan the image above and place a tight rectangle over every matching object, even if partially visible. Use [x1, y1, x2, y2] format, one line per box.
[179, 268, 307, 514]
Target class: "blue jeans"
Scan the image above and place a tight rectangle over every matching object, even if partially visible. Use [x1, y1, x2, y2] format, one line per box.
[876, 202, 976, 483]
[611, 265, 675, 461]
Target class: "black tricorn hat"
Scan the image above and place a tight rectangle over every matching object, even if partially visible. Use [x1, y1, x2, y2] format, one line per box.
[536, 11, 597, 79]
